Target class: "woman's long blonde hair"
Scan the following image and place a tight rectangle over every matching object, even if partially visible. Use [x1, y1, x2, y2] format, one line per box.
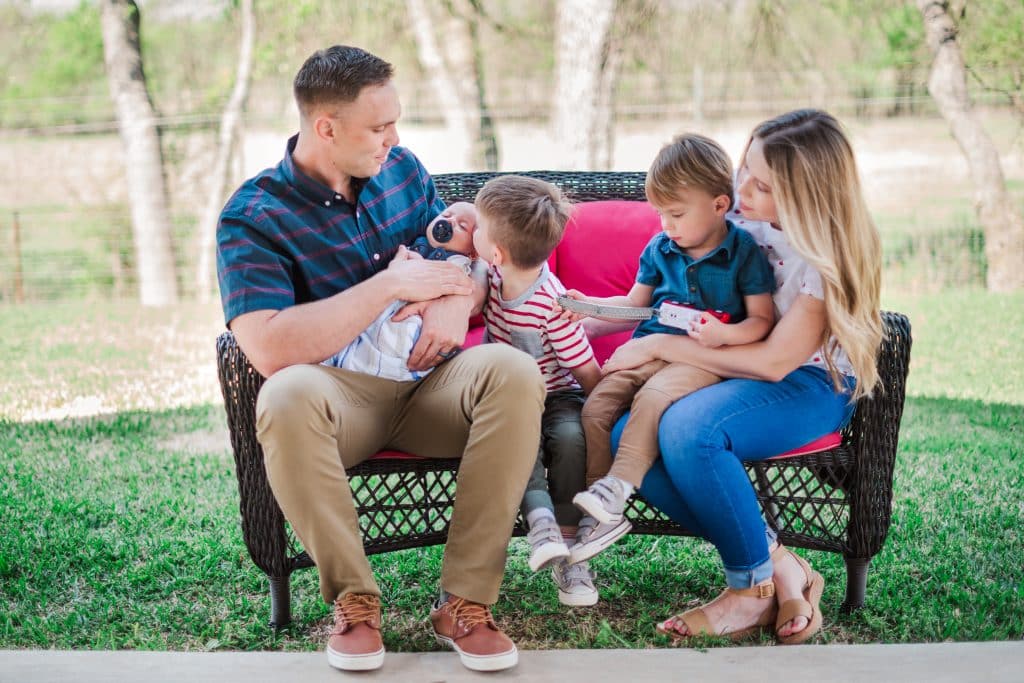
[745, 109, 883, 399]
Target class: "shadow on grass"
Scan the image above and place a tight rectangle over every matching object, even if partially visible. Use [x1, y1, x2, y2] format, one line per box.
[0, 396, 1021, 650]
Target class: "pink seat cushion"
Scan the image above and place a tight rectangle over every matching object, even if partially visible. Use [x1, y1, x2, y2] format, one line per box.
[768, 432, 842, 459]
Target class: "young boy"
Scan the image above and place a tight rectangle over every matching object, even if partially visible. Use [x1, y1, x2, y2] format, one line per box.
[323, 202, 478, 380]
[564, 133, 776, 563]
[473, 175, 604, 607]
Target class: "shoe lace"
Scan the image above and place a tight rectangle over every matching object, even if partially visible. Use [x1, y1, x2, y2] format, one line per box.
[447, 597, 493, 630]
[334, 593, 379, 629]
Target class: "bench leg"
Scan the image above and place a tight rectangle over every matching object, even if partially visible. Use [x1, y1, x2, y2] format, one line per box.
[269, 574, 292, 628]
[841, 556, 869, 612]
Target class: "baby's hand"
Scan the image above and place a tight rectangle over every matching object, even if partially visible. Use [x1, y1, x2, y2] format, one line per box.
[553, 289, 589, 322]
[689, 314, 729, 348]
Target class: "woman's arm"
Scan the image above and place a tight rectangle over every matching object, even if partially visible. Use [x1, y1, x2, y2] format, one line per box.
[603, 294, 826, 382]
[582, 316, 636, 338]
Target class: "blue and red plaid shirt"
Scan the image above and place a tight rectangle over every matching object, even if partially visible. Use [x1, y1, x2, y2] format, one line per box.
[216, 135, 445, 326]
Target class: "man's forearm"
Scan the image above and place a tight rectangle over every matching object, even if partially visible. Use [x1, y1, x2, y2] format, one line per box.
[232, 272, 399, 376]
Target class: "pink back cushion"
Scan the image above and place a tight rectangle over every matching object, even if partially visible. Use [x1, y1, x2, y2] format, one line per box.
[550, 200, 662, 364]
[397, 200, 842, 462]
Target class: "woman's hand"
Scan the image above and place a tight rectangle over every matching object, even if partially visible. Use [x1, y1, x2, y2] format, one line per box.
[602, 335, 663, 374]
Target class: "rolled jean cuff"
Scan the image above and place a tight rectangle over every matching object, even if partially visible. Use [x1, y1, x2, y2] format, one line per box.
[724, 557, 774, 589]
[522, 489, 555, 516]
[724, 526, 777, 589]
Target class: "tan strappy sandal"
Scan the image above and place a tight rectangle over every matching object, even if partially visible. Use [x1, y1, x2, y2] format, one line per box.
[656, 582, 777, 642]
[771, 545, 825, 645]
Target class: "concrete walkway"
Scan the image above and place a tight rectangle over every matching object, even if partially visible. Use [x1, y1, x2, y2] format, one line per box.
[3, 642, 1023, 683]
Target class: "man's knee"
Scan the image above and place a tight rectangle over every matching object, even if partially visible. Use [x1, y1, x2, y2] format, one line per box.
[256, 364, 335, 434]
[464, 344, 544, 398]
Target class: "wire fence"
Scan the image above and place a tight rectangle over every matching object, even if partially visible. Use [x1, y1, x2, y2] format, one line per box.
[0, 204, 991, 306]
[2, 64, 1020, 134]
[2, 66, 1017, 304]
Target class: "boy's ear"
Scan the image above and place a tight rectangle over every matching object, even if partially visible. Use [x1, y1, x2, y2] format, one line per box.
[713, 194, 731, 216]
[490, 244, 506, 267]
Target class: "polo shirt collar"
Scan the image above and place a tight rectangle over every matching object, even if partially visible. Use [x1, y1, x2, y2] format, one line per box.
[658, 219, 740, 260]
[280, 134, 366, 206]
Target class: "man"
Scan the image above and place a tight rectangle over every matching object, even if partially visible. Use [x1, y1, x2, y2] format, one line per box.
[216, 45, 543, 673]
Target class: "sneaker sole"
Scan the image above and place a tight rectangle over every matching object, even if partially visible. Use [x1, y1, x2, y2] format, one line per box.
[572, 491, 624, 526]
[326, 645, 385, 671]
[569, 519, 632, 564]
[558, 588, 599, 607]
[528, 541, 571, 572]
[434, 635, 518, 671]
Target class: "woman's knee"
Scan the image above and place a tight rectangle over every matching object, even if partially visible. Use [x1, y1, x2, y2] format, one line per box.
[656, 399, 723, 467]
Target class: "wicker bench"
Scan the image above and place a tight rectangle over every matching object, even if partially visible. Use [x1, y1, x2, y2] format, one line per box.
[216, 171, 913, 627]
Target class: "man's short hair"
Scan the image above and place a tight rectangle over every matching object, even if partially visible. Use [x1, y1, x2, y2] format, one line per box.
[293, 45, 394, 117]
[475, 176, 573, 269]
[645, 133, 734, 209]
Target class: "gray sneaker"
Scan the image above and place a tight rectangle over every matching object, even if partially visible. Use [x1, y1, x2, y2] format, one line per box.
[526, 517, 570, 572]
[573, 476, 629, 524]
[551, 559, 599, 606]
[568, 513, 631, 564]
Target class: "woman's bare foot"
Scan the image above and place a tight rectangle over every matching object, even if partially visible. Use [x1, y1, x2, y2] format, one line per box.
[771, 545, 812, 638]
[659, 581, 776, 638]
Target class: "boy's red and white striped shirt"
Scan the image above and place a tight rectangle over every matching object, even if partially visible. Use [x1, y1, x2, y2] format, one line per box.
[483, 264, 595, 393]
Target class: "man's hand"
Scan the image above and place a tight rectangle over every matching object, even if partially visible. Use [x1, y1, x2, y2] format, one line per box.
[386, 245, 474, 302]
[405, 294, 473, 371]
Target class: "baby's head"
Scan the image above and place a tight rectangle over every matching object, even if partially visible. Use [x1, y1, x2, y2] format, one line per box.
[645, 133, 734, 214]
[473, 176, 572, 270]
[426, 201, 477, 256]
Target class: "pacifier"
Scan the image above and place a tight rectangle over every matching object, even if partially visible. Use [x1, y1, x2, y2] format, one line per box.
[431, 218, 454, 243]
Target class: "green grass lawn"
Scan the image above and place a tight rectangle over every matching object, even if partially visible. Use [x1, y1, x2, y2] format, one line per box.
[1, 292, 1022, 650]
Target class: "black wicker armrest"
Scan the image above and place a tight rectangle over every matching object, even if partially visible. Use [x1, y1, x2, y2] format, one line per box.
[843, 311, 912, 559]
[216, 333, 295, 578]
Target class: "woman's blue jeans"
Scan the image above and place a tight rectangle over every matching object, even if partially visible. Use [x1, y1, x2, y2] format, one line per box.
[611, 365, 855, 589]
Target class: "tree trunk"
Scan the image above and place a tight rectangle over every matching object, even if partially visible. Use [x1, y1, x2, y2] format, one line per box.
[552, 0, 617, 170]
[918, 0, 1024, 291]
[407, 0, 498, 170]
[195, 0, 255, 302]
[100, 0, 179, 305]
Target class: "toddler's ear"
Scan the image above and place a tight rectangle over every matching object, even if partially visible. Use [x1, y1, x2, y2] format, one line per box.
[713, 194, 731, 216]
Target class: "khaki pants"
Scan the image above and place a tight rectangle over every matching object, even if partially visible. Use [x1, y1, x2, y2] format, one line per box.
[582, 360, 721, 488]
[256, 343, 544, 606]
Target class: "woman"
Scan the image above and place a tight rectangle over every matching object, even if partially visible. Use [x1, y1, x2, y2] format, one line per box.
[602, 109, 883, 643]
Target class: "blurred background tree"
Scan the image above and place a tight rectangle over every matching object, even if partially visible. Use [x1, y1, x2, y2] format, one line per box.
[1, 0, 1022, 301]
